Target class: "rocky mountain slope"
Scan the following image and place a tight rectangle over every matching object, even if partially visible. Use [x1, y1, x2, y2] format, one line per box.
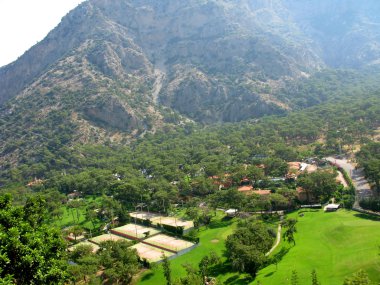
[284, 0, 380, 68]
[1, 0, 380, 165]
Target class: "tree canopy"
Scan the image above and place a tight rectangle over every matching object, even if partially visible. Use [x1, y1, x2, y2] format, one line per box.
[0, 195, 68, 284]
[225, 221, 274, 277]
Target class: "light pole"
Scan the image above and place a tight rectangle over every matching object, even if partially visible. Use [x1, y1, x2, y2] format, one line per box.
[134, 204, 138, 239]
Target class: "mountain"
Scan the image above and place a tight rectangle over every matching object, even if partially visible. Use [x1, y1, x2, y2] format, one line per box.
[284, 0, 380, 68]
[1, 0, 380, 165]
[0, 0, 322, 123]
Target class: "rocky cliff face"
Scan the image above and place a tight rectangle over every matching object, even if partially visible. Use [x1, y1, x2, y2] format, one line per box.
[0, 0, 319, 123]
[1, 0, 380, 141]
[283, 0, 380, 68]
[94, 0, 327, 122]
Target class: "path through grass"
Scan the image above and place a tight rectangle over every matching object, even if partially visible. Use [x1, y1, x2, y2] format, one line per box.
[255, 209, 380, 284]
[138, 209, 380, 284]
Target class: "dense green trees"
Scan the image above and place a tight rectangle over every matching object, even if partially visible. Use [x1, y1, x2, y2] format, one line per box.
[2, 87, 379, 192]
[225, 221, 274, 277]
[68, 240, 140, 284]
[0, 66, 379, 284]
[68, 244, 99, 283]
[263, 158, 288, 177]
[0, 195, 68, 284]
[199, 251, 221, 281]
[98, 240, 140, 285]
[359, 198, 380, 212]
[282, 218, 298, 246]
[356, 142, 380, 211]
[160, 252, 220, 285]
[297, 170, 339, 202]
[357, 143, 380, 192]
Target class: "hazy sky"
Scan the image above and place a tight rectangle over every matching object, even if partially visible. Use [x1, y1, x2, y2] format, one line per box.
[0, 0, 86, 67]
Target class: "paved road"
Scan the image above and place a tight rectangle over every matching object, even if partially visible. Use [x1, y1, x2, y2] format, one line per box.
[326, 157, 372, 207]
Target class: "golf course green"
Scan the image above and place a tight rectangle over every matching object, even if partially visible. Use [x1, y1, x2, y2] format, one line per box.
[137, 210, 380, 285]
[255, 209, 380, 284]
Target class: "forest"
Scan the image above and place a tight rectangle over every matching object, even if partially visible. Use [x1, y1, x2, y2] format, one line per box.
[1, 69, 380, 284]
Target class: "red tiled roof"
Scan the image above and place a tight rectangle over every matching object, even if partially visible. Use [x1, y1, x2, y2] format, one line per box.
[27, 179, 44, 187]
[238, 185, 254, 192]
[296, 187, 305, 193]
[209, 176, 220, 180]
[253, 190, 271, 195]
[288, 162, 301, 169]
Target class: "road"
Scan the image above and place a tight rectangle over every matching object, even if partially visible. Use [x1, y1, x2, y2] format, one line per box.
[325, 157, 372, 207]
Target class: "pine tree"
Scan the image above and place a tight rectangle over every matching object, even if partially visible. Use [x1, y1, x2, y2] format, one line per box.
[291, 270, 299, 285]
[162, 255, 172, 285]
[311, 269, 320, 285]
[343, 270, 371, 285]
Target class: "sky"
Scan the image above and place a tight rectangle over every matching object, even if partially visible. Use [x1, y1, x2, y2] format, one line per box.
[0, 0, 86, 67]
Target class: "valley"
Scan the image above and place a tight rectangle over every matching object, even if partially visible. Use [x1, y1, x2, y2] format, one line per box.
[0, 0, 380, 284]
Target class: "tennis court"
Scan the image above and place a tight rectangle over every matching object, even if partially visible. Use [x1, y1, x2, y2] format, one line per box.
[131, 243, 175, 263]
[151, 216, 194, 231]
[130, 211, 194, 231]
[89, 233, 133, 245]
[129, 211, 161, 220]
[144, 234, 195, 253]
[110, 224, 160, 239]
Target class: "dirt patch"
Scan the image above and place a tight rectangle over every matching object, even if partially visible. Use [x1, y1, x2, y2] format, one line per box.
[211, 239, 219, 243]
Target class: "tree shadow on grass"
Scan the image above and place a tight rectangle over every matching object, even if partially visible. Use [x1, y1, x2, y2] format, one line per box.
[140, 272, 154, 281]
[354, 212, 380, 221]
[265, 246, 290, 270]
[209, 262, 253, 285]
[209, 261, 232, 276]
[298, 209, 320, 214]
[264, 271, 275, 277]
[223, 274, 253, 285]
[208, 217, 234, 229]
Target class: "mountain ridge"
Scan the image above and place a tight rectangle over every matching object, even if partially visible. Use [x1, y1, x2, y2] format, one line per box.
[1, 0, 380, 166]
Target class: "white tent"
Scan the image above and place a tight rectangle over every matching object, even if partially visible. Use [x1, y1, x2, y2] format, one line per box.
[324, 203, 340, 212]
[225, 209, 238, 217]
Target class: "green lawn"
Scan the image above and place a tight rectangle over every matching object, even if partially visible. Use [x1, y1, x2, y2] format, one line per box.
[137, 212, 280, 285]
[255, 209, 380, 285]
[138, 209, 380, 285]
[52, 197, 104, 230]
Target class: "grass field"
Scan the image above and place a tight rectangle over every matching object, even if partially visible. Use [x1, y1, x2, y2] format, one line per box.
[52, 197, 103, 230]
[254, 209, 380, 285]
[137, 209, 380, 285]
